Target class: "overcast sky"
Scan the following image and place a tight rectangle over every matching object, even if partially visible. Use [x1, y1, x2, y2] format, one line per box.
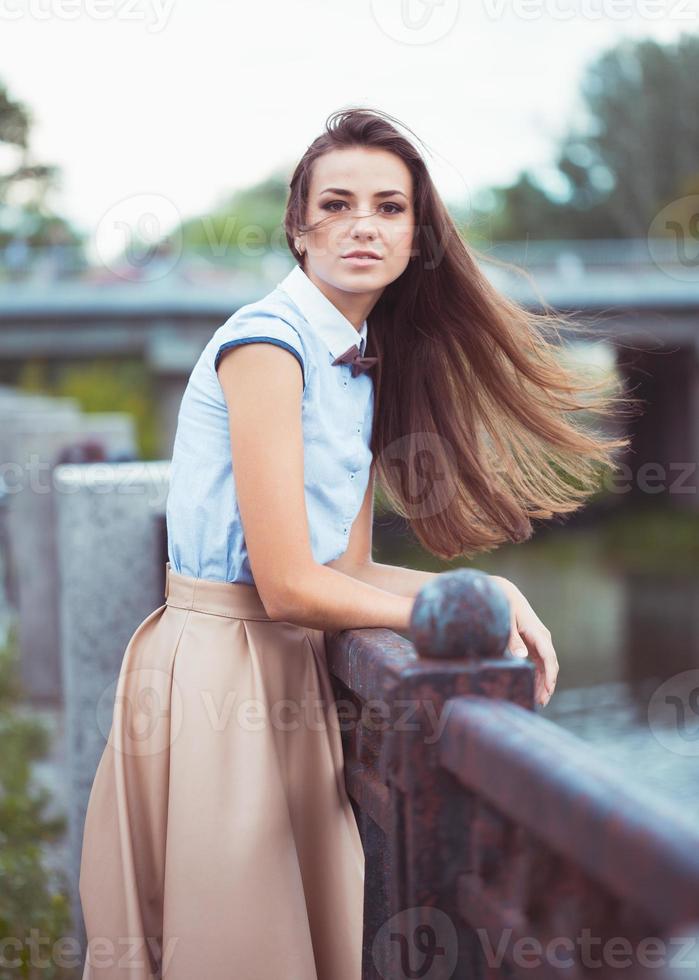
[2, 0, 695, 259]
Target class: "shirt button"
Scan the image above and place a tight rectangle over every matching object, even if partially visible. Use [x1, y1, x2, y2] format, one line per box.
[349, 473, 355, 480]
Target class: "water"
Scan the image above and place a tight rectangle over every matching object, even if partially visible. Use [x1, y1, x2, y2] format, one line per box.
[374, 510, 699, 821]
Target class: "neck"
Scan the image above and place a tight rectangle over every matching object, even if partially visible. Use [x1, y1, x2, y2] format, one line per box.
[302, 265, 381, 330]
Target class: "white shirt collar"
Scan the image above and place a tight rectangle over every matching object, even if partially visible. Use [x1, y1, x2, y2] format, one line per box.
[277, 264, 368, 360]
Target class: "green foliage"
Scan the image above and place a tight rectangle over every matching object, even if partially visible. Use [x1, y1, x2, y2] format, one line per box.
[0, 78, 84, 257]
[467, 175, 574, 243]
[180, 170, 291, 268]
[16, 357, 158, 460]
[0, 627, 78, 979]
[470, 34, 699, 241]
[0, 81, 29, 153]
[558, 35, 699, 236]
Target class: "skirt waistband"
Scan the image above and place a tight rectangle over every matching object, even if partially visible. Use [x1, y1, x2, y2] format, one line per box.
[164, 562, 271, 621]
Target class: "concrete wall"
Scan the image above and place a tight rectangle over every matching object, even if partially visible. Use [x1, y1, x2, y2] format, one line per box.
[53, 460, 170, 952]
[6, 411, 138, 701]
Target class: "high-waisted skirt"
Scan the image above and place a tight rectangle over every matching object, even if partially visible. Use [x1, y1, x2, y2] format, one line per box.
[78, 562, 365, 980]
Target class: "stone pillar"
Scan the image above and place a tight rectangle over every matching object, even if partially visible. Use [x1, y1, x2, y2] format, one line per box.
[0, 395, 81, 653]
[53, 460, 170, 951]
[6, 411, 137, 702]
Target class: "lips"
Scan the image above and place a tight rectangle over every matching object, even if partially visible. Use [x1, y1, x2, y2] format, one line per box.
[342, 251, 382, 260]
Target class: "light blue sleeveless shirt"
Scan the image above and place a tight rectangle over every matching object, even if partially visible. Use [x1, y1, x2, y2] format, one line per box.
[166, 263, 375, 584]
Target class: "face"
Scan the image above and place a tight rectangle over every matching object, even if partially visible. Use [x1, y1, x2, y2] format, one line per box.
[297, 147, 415, 320]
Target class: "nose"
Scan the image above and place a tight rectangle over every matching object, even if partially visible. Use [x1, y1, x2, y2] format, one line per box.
[349, 206, 378, 240]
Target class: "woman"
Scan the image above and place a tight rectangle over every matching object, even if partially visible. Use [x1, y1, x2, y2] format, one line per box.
[78, 106, 631, 979]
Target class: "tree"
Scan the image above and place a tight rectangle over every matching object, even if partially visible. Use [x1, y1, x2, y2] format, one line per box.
[180, 170, 292, 264]
[470, 34, 699, 241]
[0, 79, 84, 262]
[557, 34, 699, 238]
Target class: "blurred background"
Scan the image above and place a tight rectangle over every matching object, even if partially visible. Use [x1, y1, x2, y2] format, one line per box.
[1, 1, 698, 973]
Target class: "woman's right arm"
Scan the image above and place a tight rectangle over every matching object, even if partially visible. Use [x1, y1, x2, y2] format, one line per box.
[216, 341, 414, 633]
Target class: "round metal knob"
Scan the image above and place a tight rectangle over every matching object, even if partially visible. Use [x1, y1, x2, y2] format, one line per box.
[410, 568, 511, 660]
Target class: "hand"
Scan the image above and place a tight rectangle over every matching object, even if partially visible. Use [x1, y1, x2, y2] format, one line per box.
[490, 575, 559, 707]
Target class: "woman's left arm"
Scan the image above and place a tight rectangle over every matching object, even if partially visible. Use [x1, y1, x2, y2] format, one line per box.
[325, 559, 439, 597]
[327, 467, 558, 706]
[330, 558, 558, 707]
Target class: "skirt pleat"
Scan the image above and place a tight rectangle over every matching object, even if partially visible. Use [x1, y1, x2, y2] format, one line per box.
[78, 563, 365, 980]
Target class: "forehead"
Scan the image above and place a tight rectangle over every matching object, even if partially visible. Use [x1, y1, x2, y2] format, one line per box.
[309, 147, 412, 197]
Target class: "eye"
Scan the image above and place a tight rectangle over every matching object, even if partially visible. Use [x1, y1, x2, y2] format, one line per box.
[320, 200, 406, 215]
[380, 203, 405, 215]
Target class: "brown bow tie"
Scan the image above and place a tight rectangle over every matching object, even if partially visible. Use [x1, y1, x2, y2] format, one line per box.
[331, 343, 378, 377]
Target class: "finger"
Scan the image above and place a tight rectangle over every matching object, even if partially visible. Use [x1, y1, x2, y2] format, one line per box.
[518, 632, 559, 706]
[539, 649, 558, 696]
[511, 629, 549, 706]
[532, 660, 549, 705]
[519, 625, 558, 692]
[508, 626, 528, 659]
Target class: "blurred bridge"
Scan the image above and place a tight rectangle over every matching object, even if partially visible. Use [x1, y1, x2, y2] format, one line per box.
[0, 239, 697, 498]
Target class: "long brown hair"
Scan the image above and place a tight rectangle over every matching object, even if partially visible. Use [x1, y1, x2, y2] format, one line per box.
[284, 106, 639, 561]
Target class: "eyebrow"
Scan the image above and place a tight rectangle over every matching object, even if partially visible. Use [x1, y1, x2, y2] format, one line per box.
[318, 187, 409, 200]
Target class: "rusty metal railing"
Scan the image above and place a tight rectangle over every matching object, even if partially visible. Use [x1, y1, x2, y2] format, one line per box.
[325, 569, 699, 980]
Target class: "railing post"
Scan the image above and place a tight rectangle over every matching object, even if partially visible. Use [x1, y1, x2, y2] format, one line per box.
[327, 568, 533, 979]
[388, 569, 527, 979]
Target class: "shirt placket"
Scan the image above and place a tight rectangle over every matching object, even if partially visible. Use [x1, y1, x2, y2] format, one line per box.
[340, 338, 366, 539]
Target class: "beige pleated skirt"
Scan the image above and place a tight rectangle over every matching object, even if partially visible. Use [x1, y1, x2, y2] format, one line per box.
[79, 562, 365, 980]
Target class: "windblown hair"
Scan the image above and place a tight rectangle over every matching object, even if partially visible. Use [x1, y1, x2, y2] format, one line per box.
[284, 106, 639, 560]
